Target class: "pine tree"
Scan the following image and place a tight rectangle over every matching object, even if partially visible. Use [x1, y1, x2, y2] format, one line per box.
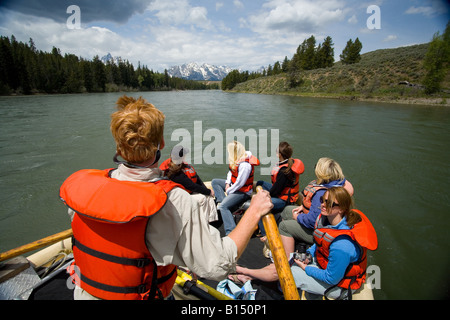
[316, 36, 335, 68]
[340, 38, 363, 64]
[303, 35, 316, 70]
[92, 55, 106, 92]
[423, 22, 450, 94]
[282, 56, 290, 72]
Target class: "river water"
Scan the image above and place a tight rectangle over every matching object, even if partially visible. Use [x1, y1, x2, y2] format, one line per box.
[0, 91, 449, 300]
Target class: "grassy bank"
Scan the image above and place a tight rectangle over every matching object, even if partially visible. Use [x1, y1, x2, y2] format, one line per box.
[229, 43, 450, 106]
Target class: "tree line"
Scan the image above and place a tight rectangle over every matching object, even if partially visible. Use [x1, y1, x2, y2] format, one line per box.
[222, 35, 363, 90]
[0, 35, 218, 95]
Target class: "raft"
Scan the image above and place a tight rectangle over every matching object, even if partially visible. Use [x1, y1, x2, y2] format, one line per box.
[0, 182, 374, 301]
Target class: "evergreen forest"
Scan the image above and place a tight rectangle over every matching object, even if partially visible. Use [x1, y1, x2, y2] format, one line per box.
[0, 35, 218, 95]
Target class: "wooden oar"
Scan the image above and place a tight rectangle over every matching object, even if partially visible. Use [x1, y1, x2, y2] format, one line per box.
[0, 229, 73, 263]
[257, 186, 300, 300]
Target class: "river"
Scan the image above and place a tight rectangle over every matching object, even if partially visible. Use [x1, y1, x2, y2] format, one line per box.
[0, 91, 449, 300]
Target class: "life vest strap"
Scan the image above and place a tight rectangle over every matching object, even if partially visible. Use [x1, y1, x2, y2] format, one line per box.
[73, 237, 177, 299]
[73, 238, 151, 268]
[80, 272, 149, 295]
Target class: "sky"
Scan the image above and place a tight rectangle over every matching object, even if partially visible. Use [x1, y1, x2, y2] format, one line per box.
[0, 0, 448, 72]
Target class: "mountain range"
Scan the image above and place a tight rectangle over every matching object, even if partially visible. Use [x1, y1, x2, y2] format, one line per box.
[101, 54, 233, 81]
[167, 62, 233, 81]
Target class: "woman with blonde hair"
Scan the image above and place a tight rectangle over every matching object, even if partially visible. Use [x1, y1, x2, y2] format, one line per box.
[211, 141, 260, 235]
[278, 157, 354, 250]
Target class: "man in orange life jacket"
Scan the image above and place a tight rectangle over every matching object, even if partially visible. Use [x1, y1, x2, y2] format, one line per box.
[60, 96, 273, 300]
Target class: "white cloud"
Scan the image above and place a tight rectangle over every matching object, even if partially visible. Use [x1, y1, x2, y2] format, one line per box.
[0, 6, 276, 71]
[234, 1, 244, 10]
[405, 0, 448, 17]
[0, 10, 125, 59]
[216, 2, 224, 11]
[148, 0, 213, 30]
[348, 14, 358, 24]
[384, 35, 397, 42]
[246, 0, 348, 36]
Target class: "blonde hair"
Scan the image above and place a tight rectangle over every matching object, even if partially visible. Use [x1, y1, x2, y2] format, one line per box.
[325, 187, 362, 227]
[228, 141, 246, 171]
[315, 157, 345, 184]
[110, 95, 165, 164]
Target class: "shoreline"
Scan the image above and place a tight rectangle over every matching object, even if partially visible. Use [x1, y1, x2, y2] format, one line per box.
[228, 89, 450, 107]
[1, 89, 448, 107]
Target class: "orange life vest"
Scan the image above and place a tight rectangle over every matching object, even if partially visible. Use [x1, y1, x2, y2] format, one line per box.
[60, 169, 180, 300]
[270, 158, 305, 204]
[229, 155, 260, 193]
[313, 209, 378, 292]
[159, 159, 198, 193]
[301, 179, 354, 213]
[301, 180, 327, 213]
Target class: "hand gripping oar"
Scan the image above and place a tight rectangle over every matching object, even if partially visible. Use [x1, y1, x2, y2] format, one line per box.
[257, 186, 300, 300]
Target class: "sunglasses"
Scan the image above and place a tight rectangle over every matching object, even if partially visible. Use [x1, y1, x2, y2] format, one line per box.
[320, 196, 340, 208]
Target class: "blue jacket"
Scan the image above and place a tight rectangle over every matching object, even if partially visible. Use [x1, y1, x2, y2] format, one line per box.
[297, 179, 347, 229]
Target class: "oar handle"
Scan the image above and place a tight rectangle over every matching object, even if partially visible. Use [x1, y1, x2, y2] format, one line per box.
[257, 186, 300, 300]
[0, 229, 73, 263]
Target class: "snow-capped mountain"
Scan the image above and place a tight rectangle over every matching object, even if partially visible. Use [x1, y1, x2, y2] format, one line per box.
[168, 63, 233, 81]
[101, 53, 121, 65]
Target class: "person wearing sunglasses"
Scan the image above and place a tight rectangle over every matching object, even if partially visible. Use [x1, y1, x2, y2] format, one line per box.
[278, 157, 354, 252]
[229, 158, 354, 285]
[231, 187, 377, 300]
[291, 187, 377, 300]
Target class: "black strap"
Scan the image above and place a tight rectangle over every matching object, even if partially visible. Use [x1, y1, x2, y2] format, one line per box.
[80, 272, 149, 294]
[74, 237, 177, 299]
[147, 260, 177, 300]
[73, 238, 151, 268]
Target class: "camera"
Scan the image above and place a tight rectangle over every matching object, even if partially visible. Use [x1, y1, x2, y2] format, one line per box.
[293, 252, 312, 263]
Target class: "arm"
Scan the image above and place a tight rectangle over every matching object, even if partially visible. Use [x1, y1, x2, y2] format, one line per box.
[227, 162, 252, 194]
[299, 238, 357, 286]
[227, 190, 273, 259]
[270, 167, 289, 198]
[147, 188, 272, 280]
[171, 171, 212, 196]
[196, 175, 214, 197]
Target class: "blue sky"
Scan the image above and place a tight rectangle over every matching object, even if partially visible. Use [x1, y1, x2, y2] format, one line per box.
[0, 0, 448, 72]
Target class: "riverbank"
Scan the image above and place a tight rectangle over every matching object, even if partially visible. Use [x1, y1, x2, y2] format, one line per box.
[229, 78, 449, 107]
[227, 43, 450, 107]
[229, 80, 449, 106]
[260, 89, 449, 106]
